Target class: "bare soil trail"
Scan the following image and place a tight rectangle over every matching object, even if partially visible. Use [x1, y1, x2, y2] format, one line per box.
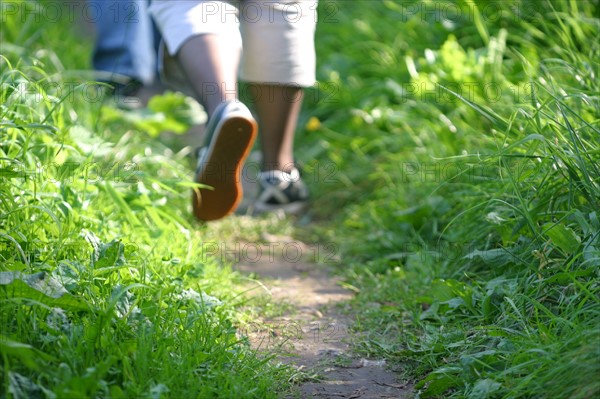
[233, 237, 413, 399]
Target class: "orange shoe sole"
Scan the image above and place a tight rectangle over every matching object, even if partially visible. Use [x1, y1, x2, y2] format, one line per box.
[192, 116, 257, 221]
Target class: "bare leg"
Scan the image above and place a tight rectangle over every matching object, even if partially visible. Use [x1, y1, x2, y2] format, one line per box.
[176, 34, 240, 117]
[249, 84, 304, 173]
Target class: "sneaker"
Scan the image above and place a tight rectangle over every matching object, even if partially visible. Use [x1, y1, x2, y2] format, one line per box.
[254, 168, 309, 214]
[193, 101, 258, 221]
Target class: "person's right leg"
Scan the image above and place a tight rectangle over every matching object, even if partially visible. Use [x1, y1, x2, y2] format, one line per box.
[176, 34, 239, 118]
[150, 0, 257, 221]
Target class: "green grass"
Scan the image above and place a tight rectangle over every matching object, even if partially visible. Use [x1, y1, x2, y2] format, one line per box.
[299, 0, 600, 398]
[2, 0, 599, 398]
[1, 2, 296, 397]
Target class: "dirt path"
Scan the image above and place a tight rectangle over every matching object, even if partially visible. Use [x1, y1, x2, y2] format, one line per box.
[233, 237, 413, 399]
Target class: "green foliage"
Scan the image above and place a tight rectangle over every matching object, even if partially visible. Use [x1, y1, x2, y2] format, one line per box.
[301, 0, 600, 398]
[2, 0, 599, 398]
[0, 4, 292, 397]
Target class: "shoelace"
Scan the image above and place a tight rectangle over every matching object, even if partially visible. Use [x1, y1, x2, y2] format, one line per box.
[258, 169, 302, 204]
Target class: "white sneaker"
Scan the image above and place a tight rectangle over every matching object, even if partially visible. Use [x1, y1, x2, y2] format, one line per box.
[254, 168, 309, 215]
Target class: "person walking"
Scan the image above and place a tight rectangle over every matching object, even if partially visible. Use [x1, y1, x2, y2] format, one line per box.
[149, 0, 317, 221]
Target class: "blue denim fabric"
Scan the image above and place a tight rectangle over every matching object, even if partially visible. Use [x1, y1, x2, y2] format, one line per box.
[91, 0, 158, 84]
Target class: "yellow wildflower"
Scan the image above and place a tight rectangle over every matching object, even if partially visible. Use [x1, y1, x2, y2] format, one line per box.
[306, 116, 321, 131]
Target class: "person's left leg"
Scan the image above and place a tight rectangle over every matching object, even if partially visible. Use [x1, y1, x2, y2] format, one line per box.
[240, 1, 317, 213]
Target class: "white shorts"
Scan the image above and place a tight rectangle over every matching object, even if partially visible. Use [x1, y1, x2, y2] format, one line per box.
[149, 0, 318, 87]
